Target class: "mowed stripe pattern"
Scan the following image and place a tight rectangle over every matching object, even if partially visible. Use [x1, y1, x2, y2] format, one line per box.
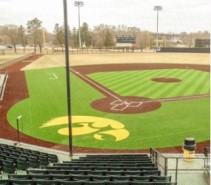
[88, 69, 210, 99]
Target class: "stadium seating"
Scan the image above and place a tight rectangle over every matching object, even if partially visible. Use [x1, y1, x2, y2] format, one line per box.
[0, 143, 177, 184]
[0, 143, 58, 174]
[0, 180, 10, 185]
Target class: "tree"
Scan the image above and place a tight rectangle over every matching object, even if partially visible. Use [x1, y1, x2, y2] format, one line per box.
[80, 22, 92, 47]
[70, 27, 78, 48]
[104, 30, 114, 48]
[93, 24, 116, 48]
[18, 25, 27, 52]
[27, 18, 42, 53]
[36, 29, 45, 53]
[53, 23, 64, 49]
[5, 25, 19, 53]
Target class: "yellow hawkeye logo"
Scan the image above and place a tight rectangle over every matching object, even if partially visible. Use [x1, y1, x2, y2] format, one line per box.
[40, 116, 129, 141]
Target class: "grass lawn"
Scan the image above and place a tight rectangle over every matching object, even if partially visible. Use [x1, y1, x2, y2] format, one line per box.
[7, 67, 210, 150]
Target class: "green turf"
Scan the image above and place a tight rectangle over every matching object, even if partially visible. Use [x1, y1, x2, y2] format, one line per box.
[7, 67, 210, 150]
[88, 69, 210, 99]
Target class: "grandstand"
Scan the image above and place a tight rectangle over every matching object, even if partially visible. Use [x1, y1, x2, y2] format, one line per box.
[1, 138, 210, 184]
[0, 142, 178, 185]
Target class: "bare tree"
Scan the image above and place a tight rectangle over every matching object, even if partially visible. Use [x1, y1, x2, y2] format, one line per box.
[18, 25, 27, 52]
[27, 18, 42, 53]
[53, 23, 64, 49]
[80, 22, 92, 47]
[5, 25, 19, 53]
[104, 29, 114, 48]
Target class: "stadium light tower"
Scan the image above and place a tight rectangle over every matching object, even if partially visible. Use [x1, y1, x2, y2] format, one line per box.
[74, 1, 84, 48]
[63, 0, 73, 156]
[154, 6, 162, 51]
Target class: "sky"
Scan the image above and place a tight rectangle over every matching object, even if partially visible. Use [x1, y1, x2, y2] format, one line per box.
[0, 0, 210, 33]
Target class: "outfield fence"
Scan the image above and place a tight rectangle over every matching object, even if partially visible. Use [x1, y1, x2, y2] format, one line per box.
[150, 148, 209, 185]
[53, 48, 155, 54]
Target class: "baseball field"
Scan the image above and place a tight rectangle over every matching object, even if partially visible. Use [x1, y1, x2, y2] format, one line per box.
[1, 52, 210, 152]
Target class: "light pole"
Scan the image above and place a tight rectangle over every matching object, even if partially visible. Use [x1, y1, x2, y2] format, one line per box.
[16, 115, 22, 145]
[154, 6, 162, 51]
[74, 1, 84, 48]
[63, 0, 73, 157]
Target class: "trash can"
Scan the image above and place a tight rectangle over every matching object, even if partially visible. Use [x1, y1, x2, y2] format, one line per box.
[182, 138, 196, 162]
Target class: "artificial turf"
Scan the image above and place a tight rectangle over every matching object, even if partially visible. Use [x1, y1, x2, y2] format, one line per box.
[7, 67, 210, 149]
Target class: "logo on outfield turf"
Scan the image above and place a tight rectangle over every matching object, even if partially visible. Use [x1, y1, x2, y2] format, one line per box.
[40, 116, 129, 141]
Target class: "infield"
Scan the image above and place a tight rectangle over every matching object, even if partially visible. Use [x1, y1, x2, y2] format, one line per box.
[6, 60, 210, 150]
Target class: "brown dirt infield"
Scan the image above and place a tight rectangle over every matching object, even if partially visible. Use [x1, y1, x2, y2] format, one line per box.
[0, 55, 210, 154]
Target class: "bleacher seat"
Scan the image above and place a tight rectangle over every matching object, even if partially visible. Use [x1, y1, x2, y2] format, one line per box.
[0, 143, 58, 174]
[10, 179, 34, 185]
[154, 183, 177, 185]
[150, 176, 171, 182]
[1, 146, 177, 185]
[0, 180, 9, 185]
[8, 174, 30, 180]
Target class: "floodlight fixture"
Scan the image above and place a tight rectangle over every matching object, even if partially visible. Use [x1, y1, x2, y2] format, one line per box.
[74, 1, 84, 7]
[154, 5, 162, 11]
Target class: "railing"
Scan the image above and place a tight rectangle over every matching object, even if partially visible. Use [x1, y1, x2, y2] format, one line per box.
[150, 148, 168, 176]
[0, 70, 8, 100]
[150, 147, 210, 185]
[204, 147, 210, 185]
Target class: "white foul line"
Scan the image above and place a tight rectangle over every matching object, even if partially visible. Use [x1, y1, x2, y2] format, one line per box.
[70, 68, 121, 100]
[47, 73, 58, 80]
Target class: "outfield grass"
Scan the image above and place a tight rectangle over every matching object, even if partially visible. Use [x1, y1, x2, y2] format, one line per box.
[89, 69, 210, 99]
[7, 67, 210, 150]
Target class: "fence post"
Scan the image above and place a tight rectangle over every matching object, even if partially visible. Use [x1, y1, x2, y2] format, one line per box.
[175, 157, 179, 182]
[164, 157, 168, 176]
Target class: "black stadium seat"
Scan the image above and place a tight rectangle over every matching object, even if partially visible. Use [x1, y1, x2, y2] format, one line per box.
[106, 180, 131, 185]
[1, 147, 177, 185]
[0, 180, 10, 185]
[34, 179, 57, 185]
[151, 175, 171, 182]
[57, 180, 84, 185]
[10, 179, 34, 185]
[83, 180, 108, 185]
[130, 182, 154, 185]
[8, 174, 31, 180]
[154, 182, 177, 185]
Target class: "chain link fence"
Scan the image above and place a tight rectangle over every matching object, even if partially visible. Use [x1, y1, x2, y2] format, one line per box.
[150, 148, 209, 185]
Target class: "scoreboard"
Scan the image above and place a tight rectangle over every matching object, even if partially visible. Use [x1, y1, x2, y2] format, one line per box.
[116, 35, 136, 47]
